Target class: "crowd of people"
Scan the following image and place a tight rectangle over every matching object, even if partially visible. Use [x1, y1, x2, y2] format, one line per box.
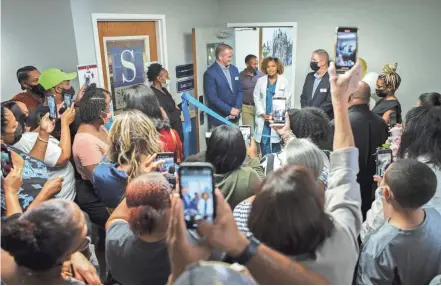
[1, 42, 441, 285]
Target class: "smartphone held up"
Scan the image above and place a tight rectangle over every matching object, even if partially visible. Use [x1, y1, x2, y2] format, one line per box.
[47, 95, 58, 120]
[239, 125, 252, 146]
[178, 163, 216, 229]
[271, 97, 286, 125]
[1, 145, 13, 177]
[335, 27, 358, 71]
[376, 149, 393, 178]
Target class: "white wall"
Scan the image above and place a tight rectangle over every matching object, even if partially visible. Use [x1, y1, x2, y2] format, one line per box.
[70, 0, 219, 104]
[218, 0, 441, 115]
[234, 28, 259, 72]
[1, 0, 79, 101]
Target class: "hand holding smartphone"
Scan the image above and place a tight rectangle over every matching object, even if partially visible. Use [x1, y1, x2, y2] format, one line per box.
[178, 163, 216, 229]
[271, 97, 286, 125]
[335, 27, 358, 71]
[47, 95, 58, 120]
[1, 145, 13, 177]
[376, 149, 393, 177]
[239, 125, 252, 146]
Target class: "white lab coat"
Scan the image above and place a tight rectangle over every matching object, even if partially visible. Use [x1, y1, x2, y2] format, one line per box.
[253, 74, 292, 143]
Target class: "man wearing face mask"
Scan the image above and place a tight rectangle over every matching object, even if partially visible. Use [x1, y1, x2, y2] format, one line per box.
[239, 54, 264, 131]
[300, 49, 333, 120]
[27, 68, 78, 141]
[204, 44, 243, 127]
[148, 63, 184, 143]
[12, 66, 45, 113]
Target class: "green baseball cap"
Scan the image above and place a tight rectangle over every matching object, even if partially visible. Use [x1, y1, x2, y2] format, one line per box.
[38, 68, 77, 90]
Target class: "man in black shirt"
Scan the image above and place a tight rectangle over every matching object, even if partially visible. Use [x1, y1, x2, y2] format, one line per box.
[331, 82, 388, 218]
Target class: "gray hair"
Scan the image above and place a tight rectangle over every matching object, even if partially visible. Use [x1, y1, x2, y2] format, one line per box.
[313, 49, 329, 62]
[283, 138, 324, 180]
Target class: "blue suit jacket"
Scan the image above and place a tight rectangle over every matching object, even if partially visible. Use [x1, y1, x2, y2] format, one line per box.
[203, 62, 243, 126]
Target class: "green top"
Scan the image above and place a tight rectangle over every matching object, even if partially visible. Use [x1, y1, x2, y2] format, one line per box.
[214, 157, 264, 210]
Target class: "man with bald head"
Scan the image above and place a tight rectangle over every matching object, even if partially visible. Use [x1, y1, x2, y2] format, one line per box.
[331, 81, 388, 218]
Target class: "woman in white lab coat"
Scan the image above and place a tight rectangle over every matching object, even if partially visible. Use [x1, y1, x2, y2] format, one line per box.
[253, 57, 292, 156]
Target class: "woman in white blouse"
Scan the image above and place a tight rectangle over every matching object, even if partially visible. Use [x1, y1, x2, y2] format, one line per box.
[253, 57, 292, 156]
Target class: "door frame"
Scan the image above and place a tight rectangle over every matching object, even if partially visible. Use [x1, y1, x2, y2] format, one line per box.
[227, 22, 298, 108]
[91, 13, 168, 88]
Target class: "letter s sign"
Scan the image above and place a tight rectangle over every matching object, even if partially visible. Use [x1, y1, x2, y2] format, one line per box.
[110, 46, 145, 88]
[121, 49, 136, 83]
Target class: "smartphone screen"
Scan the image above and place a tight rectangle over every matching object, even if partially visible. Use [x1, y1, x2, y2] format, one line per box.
[389, 112, 397, 127]
[376, 150, 393, 177]
[1, 145, 13, 177]
[155, 152, 175, 173]
[239, 125, 252, 146]
[179, 163, 215, 229]
[336, 27, 358, 70]
[47, 96, 57, 120]
[272, 97, 286, 124]
[64, 94, 72, 108]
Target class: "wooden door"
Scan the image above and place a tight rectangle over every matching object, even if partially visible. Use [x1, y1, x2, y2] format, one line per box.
[97, 21, 158, 91]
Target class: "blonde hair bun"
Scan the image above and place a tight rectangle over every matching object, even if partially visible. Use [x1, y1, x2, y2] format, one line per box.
[382, 62, 398, 74]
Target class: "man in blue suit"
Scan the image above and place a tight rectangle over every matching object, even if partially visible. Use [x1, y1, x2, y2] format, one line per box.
[204, 44, 243, 127]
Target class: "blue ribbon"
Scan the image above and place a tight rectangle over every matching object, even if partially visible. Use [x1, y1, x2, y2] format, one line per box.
[180, 92, 280, 139]
[181, 92, 235, 127]
[181, 98, 192, 133]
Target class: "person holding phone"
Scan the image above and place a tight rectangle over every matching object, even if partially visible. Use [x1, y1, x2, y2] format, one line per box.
[93, 110, 162, 210]
[5, 100, 78, 202]
[25, 68, 79, 140]
[362, 106, 441, 242]
[253, 57, 291, 157]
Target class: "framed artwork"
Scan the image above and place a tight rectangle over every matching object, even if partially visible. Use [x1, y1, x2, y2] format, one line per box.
[103, 36, 150, 114]
[261, 28, 293, 66]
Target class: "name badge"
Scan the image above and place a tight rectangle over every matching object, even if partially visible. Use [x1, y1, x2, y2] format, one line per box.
[235, 76, 239, 80]
[320, 88, 327, 92]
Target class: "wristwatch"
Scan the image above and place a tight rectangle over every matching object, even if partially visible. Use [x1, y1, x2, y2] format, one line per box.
[231, 236, 260, 265]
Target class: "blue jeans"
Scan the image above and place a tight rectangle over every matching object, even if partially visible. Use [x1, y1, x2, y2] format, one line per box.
[260, 123, 281, 157]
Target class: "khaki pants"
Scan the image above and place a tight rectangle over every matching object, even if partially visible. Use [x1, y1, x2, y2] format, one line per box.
[242, 104, 255, 131]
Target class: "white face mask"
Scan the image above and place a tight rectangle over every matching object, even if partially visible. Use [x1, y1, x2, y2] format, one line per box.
[161, 79, 170, 88]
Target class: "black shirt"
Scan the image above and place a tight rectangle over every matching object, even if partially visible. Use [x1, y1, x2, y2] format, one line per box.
[151, 86, 181, 125]
[151, 86, 184, 142]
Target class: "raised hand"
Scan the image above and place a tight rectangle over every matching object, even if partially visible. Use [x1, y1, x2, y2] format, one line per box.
[60, 104, 76, 126]
[167, 194, 211, 283]
[39, 113, 56, 134]
[141, 154, 165, 174]
[328, 60, 363, 106]
[198, 189, 249, 257]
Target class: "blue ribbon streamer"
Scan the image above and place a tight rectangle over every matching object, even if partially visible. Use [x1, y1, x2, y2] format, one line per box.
[180, 92, 280, 139]
[181, 98, 192, 133]
[181, 92, 235, 127]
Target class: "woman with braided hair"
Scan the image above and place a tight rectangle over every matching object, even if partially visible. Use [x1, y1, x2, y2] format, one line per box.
[372, 63, 403, 125]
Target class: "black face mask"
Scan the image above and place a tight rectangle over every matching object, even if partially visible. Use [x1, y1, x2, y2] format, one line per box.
[62, 86, 75, 97]
[29, 83, 46, 98]
[310, 61, 320, 72]
[10, 123, 23, 145]
[376, 89, 388, 98]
